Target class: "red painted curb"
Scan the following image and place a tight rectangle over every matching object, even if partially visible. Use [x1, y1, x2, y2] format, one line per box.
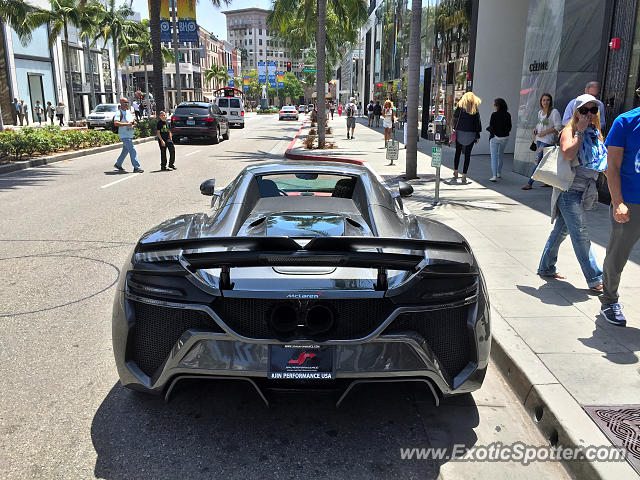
[284, 119, 365, 165]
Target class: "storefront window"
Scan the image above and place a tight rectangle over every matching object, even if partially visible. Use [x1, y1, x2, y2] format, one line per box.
[623, 5, 640, 110]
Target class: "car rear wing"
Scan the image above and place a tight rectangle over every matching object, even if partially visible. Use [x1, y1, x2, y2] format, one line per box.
[134, 236, 472, 290]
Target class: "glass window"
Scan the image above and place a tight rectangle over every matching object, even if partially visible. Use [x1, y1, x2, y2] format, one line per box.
[624, 4, 640, 110]
[259, 39, 262, 45]
[259, 29, 262, 35]
[218, 98, 229, 107]
[249, 39, 252, 45]
[257, 174, 356, 198]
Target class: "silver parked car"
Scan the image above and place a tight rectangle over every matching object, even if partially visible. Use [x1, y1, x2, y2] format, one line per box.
[87, 104, 119, 130]
[279, 105, 299, 121]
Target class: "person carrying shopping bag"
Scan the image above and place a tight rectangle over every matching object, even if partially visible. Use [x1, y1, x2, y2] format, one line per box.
[537, 94, 607, 290]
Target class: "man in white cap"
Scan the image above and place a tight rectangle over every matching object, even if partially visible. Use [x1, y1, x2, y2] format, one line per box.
[563, 81, 606, 129]
[346, 97, 357, 139]
[599, 87, 640, 327]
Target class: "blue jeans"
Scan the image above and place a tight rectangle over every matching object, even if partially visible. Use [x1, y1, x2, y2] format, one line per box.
[489, 136, 508, 176]
[527, 140, 552, 186]
[538, 190, 602, 287]
[115, 138, 140, 169]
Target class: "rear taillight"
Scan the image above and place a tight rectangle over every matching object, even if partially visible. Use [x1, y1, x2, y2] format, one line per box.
[280, 110, 284, 114]
[241, 111, 244, 116]
[171, 116, 178, 122]
[203, 116, 214, 122]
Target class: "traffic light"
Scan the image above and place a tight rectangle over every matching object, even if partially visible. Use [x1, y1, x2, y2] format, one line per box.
[286, 61, 292, 72]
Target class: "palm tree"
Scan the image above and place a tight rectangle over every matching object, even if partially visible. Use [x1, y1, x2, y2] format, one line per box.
[203, 64, 229, 91]
[0, 0, 40, 130]
[93, 0, 139, 100]
[405, 0, 422, 179]
[26, 0, 96, 124]
[119, 19, 174, 115]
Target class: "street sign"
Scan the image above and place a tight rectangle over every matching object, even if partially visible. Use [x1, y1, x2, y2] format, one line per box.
[386, 140, 399, 164]
[431, 146, 442, 167]
[303, 68, 316, 73]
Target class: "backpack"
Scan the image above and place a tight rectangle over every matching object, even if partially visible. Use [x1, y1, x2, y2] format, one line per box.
[346, 105, 354, 117]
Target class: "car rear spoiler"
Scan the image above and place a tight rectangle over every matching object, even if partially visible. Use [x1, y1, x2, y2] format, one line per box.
[134, 236, 471, 290]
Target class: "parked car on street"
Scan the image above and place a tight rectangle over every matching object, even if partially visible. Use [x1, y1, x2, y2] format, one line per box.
[279, 105, 299, 121]
[297, 105, 306, 113]
[170, 102, 230, 144]
[112, 160, 490, 404]
[87, 104, 119, 130]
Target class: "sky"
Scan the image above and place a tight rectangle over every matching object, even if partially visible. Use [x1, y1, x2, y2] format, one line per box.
[130, 0, 273, 41]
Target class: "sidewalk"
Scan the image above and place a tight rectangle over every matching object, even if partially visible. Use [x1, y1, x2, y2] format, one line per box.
[287, 115, 640, 479]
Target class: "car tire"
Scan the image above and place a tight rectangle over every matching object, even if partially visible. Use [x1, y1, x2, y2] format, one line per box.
[222, 126, 230, 140]
[240, 123, 245, 129]
[211, 127, 220, 144]
[87, 125, 95, 129]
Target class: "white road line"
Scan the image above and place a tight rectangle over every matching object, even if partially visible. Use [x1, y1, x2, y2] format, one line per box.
[184, 150, 202, 157]
[100, 174, 138, 189]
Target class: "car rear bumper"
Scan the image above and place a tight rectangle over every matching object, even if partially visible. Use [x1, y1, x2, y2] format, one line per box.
[170, 126, 216, 137]
[113, 289, 490, 398]
[279, 115, 299, 120]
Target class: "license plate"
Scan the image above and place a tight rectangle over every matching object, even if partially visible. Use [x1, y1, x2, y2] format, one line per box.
[186, 120, 195, 125]
[268, 344, 334, 380]
[231, 112, 237, 115]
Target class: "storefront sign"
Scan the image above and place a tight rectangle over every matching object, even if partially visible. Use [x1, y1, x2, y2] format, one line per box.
[529, 60, 549, 72]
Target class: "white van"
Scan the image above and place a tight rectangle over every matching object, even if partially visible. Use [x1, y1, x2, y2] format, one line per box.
[215, 96, 245, 128]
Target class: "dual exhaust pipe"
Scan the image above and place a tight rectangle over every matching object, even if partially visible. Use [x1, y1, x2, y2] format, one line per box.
[269, 302, 335, 335]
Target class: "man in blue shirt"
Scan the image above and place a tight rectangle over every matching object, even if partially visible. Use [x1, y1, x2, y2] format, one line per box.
[600, 95, 640, 326]
[113, 97, 143, 173]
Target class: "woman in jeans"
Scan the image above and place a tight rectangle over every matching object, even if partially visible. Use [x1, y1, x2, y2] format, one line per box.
[523, 93, 562, 190]
[452, 92, 482, 184]
[537, 95, 608, 290]
[487, 98, 511, 181]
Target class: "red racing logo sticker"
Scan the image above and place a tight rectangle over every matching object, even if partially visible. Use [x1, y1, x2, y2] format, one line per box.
[288, 352, 317, 366]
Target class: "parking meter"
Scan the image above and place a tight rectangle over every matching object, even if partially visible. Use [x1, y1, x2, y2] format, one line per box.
[432, 115, 446, 205]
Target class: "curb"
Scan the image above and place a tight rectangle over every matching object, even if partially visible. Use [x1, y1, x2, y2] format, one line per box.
[0, 136, 156, 175]
[490, 311, 637, 480]
[284, 120, 364, 165]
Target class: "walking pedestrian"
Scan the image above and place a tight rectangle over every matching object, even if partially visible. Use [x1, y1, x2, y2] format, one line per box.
[346, 97, 357, 139]
[451, 92, 482, 184]
[599, 92, 640, 327]
[34, 101, 44, 125]
[563, 81, 606, 129]
[17, 100, 27, 126]
[383, 100, 395, 146]
[46, 102, 55, 124]
[338, 103, 343, 117]
[487, 98, 511, 181]
[56, 102, 65, 126]
[523, 93, 563, 189]
[373, 100, 382, 127]
[11, 98, 19, 125]
[329, 101, 335, 119]
[132, 100, 141, 121]
[113, 97, 143, 173]
[367, 100, 375, 127]
[156, 111, 175, 171]
[538, 94, 607, 290]
[357, 102, 363, 117]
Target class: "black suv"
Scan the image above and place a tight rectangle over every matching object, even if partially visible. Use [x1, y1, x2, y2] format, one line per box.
[170, 102, 230, 144]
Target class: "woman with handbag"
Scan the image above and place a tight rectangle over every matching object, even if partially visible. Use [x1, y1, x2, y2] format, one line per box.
[537, 94, 608, 290]
[523, 93, 563, 190]
[487, 98, 511, 181]
[451, 92, 482, 184]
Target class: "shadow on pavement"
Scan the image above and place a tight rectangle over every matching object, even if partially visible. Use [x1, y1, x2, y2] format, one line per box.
[92, 380, 480, 480]
[579, 318, 640, 364]
[0, 165, 68, 190]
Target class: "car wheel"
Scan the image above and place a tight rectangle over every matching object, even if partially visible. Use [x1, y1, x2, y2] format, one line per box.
[222, 126, 230, 140]
[211, 127, 220, 144]
[87, 125, 94, 129]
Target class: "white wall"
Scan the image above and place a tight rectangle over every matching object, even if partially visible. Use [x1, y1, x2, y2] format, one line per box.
[471, 0, 529, 155]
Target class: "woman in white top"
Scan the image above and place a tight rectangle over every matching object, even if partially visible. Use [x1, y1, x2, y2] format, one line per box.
[522, 93, 563, 190]
[382, 100, 395, 145]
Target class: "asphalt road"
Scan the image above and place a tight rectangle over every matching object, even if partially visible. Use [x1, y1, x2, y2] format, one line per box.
[0, 114, 569, 479]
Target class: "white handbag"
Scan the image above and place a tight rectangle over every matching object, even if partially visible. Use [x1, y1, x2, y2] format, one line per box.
[531, 145, 577, 191]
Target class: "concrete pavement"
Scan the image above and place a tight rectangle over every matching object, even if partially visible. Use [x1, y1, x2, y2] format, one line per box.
[287, 114, 640, 479]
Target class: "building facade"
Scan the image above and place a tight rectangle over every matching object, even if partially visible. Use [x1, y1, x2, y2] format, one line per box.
[223, 7, 302, 78]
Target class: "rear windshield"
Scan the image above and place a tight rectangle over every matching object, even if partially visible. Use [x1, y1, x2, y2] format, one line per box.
[174, 105, 209, 115]
[229, 98, 241, 108]
[257, 173, 356, 198]
[218, 98, 229, 107]
[94, 105, 117, 112]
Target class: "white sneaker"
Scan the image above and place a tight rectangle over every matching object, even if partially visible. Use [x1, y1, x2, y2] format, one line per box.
[489, 176, 497, 182]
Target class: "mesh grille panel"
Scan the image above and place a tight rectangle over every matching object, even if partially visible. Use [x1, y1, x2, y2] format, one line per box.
[130, 301, 223, 376]
[211, 297, 396, 340]
[383, 306, 472, 383]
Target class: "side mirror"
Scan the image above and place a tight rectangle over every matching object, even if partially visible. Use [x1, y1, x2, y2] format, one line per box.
[398, 181, 413, 198]
[200, 178, 216, 196]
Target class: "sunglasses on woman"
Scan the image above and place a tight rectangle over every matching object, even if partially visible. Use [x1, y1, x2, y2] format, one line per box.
[577, 106, 599, 115]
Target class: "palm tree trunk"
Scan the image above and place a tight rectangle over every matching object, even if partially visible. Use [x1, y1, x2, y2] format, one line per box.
[63, 21, 77, 123]
[149, 1, 165, 112]
[112, 33, 121, 99]
[405, 0, 422, 179]
[316, 0, 327, 148]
